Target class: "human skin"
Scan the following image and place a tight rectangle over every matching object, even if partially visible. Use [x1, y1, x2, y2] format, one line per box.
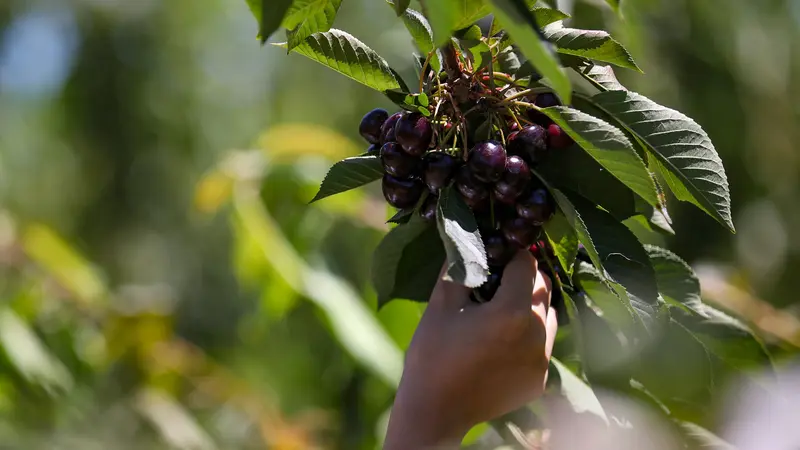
[383, 250, 557, 449]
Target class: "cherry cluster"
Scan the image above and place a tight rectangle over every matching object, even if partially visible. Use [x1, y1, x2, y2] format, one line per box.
[358, 79, 573, 302]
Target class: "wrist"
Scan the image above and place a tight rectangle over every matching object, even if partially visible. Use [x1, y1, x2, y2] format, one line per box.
[384, 381, 470, 449]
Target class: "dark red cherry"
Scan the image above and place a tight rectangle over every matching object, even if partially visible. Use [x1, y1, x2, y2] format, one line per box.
[382, 174, 423, 209]
[380, 112, 404, 144]
[395, 113, 434, 156]
[547, 123, 573, 149]
[516, 188, 555, 225]
[381, 142, 421, 178]
[366, 143, 380, 155]
[423, 152, 459, 192]
[485, 233, 514, 267]
[468, 140, 507, 183]
[359, 108, 389, 144]
[455, 166, 489, 206]
[473, 271, 503, 303]
[507, 125, 547, 164]
[419, 194, 438, 222]
[502, 217, 539, 248]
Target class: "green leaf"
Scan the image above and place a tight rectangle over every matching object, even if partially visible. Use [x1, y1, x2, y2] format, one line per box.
[604, 0, 620, 14]
[591, 90, 734, 232]
[245, 0, 293, 43]
[387, 207, 413, 224]
[426, 0, 491, 46]
[543, 210, 578, 277]
[550, 357, 608, 423]
[284, 0, 343, 51]
[394, 0, 411, 15]
[574, 262, 637, 328]
[580, 64, 626, 92]
[310, 155, 383, 203]
[401, 9, 442, 73]
[678, 422, 736, 450]
[537, 143, 636, 220]
[278, 29, 402, 92]
[543, 24, 640, 72]
[539, 106, 659, 207]
[488, 0, 572, 103]
[644, 245, 700, 308]
[436, 186, 488, 288]
[532, 6, 570, 27]
[372, 217, 446, 307]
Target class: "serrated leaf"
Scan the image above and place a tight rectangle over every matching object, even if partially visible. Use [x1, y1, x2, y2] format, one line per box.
[372, 217, 445, 307]
[537, 143, 636, 220]
[574, 261, 636, 328]
[387, 207, 413, 224]
[401, 9, 442, 73]
[644, 245, 700, 308]
[284, 0, 342, 51]
[488, 0, 571, 103]
[280, 30, 401, 92]
[245, 0, 293, 43]
[532, 6, 570, 27]
[550, 357, 609, 423]
[580, 64, 626, 92]
[394, 0, 411, 15]
[310, 155, 383, 203]
[539, 106, 658, 207]
[591, 90, 734, 232]
[543, 210, 578, 277]
[426, 0, 491, 46]
[436, 186, 488, 288]
[543, 23, 640, 72]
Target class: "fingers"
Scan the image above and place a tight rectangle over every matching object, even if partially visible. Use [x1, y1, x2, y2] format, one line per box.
[428, 262, 471, 312]
[544, 307, 558, 359]
[491, 250, 536, 312]
[530, 269, 552, 322]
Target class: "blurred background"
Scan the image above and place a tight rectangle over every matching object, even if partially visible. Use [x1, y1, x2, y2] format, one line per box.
[0, 0, 798, 448]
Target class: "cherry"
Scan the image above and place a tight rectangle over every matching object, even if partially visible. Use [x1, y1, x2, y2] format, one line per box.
[533, 93, 560, 108]
[455, 166, 489, 203]
[502, 217, 539, 248]
[366, 143, 380, 155]
[516, 188, 555, 225]
[382, 174, 423, 209]
[419, 194, 438, 222]
[507, 125, 547, 164]
[493, 155, 530, 204]
[423, 152, 459, 192]
[485, 233, 514, 267]
[547, 123, 573, 149]
[468, 140, 507, 183]
[381, 142, 421, 178]
[395, 113, 433, 156]
[359, 108, 389, 144]
[380, 112, 404, 144]
[473, 270, 503, 303]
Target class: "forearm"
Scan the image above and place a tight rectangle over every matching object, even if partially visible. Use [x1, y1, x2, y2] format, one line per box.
[383, 385, 469, 450]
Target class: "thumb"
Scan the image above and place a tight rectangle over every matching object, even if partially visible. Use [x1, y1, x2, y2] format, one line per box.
[490, 250, 537, 313]
[428, 262, 471, 312]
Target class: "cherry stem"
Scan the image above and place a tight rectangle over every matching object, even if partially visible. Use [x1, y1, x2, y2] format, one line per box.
[419, 50, 435, 93]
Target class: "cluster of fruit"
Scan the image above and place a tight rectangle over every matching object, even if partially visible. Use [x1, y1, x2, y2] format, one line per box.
[358, 85, 573, 301]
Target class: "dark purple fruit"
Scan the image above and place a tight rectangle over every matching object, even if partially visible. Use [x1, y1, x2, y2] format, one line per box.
[493, 155, 530, 204]
[419, 194, 438, 222]
[502, 217, 539, 248]
[468, 140, 507, 183]
[533, 93, 560, 108]
[516, 188, 554, 225]
[381, 142, 421, 178]
[382, 174, 423, 209]
[485, 233, 513, 267]
[507, 125, 547, 164]
[359, 108, 389, 144]
[547, 124, 573, 149]
[366, 143, 380, 155]
[473, 271, 503, 303]
[395, 113, 434, 156]
[423, 152, 459, 192]
[380, 112, 404, 144]
[455, 166, 489, 206]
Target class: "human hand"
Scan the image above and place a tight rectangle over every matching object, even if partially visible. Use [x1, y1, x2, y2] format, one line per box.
[383, 250, 557, 449]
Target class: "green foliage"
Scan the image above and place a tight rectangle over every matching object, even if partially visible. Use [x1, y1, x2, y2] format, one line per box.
[310, 155, 383, 202]
[436, 186, 488, 288]
[543, 24, 641, 71]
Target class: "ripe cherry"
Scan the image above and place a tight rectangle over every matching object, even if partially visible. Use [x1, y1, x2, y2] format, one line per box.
[493, 155, 530, 204]
[382, 174, 423, 209]
[485, 233, 514, 267]
[533, 93, 560, 108]
[547, 123, 573, 149]
[381, 142, 421, 178]
[502, 217, 539, 248]
[380, 112, 404, 144]
[516, 188, 555, 225]
[507, 125, 547, 164]
[359, 108, 389, 144]
[455, 166, 489, 210]
[423, 152, 459, 192]
[468, 140, 507, 183]
[395, 113, 434, 156]
[419, 194, 438, 222]
[367, 143, 380, 155]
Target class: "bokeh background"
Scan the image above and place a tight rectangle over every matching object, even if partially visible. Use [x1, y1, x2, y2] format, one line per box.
[1, 0, 799, 448]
